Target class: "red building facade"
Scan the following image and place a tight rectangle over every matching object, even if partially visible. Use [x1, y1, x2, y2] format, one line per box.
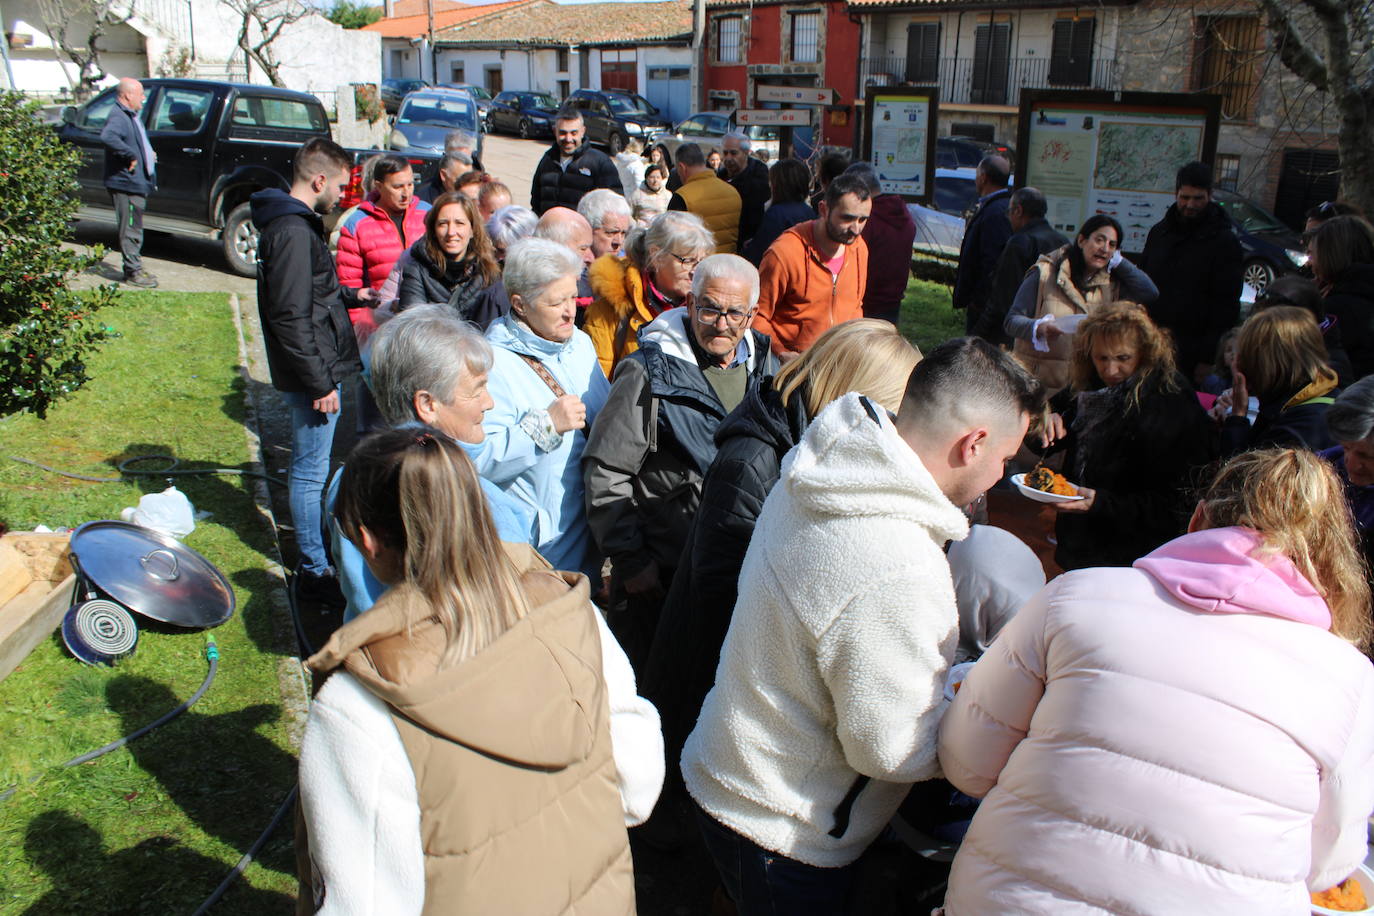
[701, 0, 864, 153]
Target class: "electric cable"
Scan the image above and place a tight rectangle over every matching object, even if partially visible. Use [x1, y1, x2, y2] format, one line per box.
[7, 454, 286, 488]
[0, 634, 218, 802]
[189, 785, 299, 916]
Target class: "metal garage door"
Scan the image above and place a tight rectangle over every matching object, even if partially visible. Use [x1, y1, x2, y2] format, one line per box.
[646, 66, 691, 125]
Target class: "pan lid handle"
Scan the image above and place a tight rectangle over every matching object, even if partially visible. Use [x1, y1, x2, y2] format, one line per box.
[139, 549, 181, 582]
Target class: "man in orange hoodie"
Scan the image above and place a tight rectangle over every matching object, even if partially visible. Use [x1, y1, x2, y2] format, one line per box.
[754, 171, 872, 361]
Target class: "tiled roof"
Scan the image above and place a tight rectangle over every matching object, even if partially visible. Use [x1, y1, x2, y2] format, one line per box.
[363, 0, 533, 38]
[388, 0, 467, 17]
[435, 0, 693, 45]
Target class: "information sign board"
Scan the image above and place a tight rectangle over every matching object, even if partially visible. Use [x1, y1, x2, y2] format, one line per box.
[735, 108, 814, 126]
[861, 88, 938, 202]
[1016, 90, 1221, 252]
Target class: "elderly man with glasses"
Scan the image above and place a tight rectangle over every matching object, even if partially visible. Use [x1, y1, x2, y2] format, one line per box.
[583, 253, 777, 672]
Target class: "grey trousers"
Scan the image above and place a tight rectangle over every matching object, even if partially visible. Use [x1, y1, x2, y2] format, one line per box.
[110, 191, 146, 275]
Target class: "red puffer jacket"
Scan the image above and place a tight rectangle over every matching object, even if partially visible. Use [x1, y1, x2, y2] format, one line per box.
[335, 198, 430, 333]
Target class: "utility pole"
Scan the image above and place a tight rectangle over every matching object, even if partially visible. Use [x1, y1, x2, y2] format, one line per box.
[426, 0, 434, 82]
[691, 0, 705, 110]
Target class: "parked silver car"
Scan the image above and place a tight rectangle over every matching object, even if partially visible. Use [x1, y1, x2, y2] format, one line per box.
[650, 112, 781, 163]
[388, 88, 484, 159]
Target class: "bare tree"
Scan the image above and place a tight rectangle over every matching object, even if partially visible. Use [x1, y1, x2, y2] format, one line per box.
[1255, 0, 1374, 214]
[223, 0, 308, 88]
[37, 0, 133, 98]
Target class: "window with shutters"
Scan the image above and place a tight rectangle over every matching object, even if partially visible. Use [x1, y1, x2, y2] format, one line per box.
[1049, 18, 1094, 85]
[556, 48, 569, 72]
[790, 12, 820, 63]
[1195, 16, 1262, 121]
[971, 22, 1011, 105]
[1215, 154, 1241, 191]
[905, 23, 940, 84]
[716, 16, 743, 64]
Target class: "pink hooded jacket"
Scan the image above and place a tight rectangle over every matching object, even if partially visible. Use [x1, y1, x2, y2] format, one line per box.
[938, 526, 1374, 914]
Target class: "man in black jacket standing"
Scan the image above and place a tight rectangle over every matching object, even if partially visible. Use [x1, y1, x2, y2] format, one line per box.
[1140, 161, 1244, 382]
[530, 110, 622, 215]
[100, 77, 157, 287]
[953, 155, 1013, 335]
[251, 138, 374, 605]
[976, 187, 1068, 345]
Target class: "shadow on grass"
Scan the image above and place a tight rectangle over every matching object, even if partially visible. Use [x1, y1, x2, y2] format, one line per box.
[22, 810, 293, 914]
[104, 675, 297, 879]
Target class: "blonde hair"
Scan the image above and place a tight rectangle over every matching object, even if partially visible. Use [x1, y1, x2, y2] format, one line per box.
[336, 426, 530, 667]
[1234, 306, 1334, 403]
[1199, 448, 1372, 649]
[774, 319, 920, 417]
[1071, 302, 1178, 407]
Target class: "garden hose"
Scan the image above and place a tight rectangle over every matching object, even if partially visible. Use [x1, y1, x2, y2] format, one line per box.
[0, 634, 218, 802]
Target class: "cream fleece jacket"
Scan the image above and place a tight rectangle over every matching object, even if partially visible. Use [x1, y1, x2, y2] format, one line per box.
[681, 392, 969, 868]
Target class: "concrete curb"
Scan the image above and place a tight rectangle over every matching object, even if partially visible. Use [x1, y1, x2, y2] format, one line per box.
[228, 292, 312, 748]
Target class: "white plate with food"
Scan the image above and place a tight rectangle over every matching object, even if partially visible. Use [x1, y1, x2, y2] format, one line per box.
[1311, 863, 1374, 914]
[1010, 471, 1084, 503]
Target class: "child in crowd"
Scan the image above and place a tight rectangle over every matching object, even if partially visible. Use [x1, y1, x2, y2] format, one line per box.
[629, 163, 672, 227]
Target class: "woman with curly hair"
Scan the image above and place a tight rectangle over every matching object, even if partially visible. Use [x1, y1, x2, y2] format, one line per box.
[397, 191, 501, 319]
[1041, 303, 1216, 569]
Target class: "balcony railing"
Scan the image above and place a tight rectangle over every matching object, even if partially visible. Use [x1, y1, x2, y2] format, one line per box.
[859, 56, 1120, 106]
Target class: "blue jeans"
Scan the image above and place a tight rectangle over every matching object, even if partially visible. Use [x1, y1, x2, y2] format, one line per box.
[279, 388, 341, 575]
[692, 800, 856, 916]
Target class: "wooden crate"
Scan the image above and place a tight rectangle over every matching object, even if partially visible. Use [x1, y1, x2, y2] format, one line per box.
[0, 533, 75, 683]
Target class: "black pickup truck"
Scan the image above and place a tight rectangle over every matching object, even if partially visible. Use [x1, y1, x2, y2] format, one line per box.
[56, 78, 429, 277]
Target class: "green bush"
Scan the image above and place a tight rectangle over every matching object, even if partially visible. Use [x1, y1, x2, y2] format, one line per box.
[0, 92, 118, 418]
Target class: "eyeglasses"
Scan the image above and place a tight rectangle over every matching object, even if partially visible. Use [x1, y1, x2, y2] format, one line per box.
[695, 304, 754, 328]
[669, 252, 703, 270]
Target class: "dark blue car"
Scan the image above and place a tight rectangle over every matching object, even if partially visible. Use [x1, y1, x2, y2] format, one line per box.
[1214, 189, 1309, 293]
[487, 91, 561, 139]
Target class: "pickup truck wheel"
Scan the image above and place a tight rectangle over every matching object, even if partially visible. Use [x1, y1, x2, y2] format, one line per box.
[222, 202, 259, 277]
[609, 132, 626, 154]
[519, 118, 531, 139]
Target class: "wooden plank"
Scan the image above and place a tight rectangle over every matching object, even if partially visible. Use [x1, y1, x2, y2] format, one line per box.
[0, 540, 32, 608]
[0, 574, 76, 683]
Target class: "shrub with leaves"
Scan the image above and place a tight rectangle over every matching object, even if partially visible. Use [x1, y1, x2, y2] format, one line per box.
[0, 92, 118, 418]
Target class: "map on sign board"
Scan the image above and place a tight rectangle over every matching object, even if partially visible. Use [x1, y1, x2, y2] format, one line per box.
[1094, 122, 1204, 192]
[1023, 103, 1209, 251]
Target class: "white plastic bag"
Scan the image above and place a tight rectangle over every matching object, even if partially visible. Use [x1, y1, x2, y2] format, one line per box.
[121, 485, 196, 539]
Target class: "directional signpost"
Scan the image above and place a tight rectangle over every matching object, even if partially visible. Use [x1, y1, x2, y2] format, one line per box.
[736, 108, 815, 127]
[755, 85, 836, 106]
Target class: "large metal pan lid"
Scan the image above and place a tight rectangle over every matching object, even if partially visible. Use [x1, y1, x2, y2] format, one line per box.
[69, 521, 236, 629]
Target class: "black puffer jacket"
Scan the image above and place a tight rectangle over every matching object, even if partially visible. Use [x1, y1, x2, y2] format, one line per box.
[529, 142, 622, 215]
[250, 189, 361, 397]
[396, 240, 494, 317]
[643, 378, 807, 761]
[1139, 202, 1244, 372]
[1052, 371, 1217, 570]
[1324, 264, 1374, 380]
[1221, 378, 1339, 456]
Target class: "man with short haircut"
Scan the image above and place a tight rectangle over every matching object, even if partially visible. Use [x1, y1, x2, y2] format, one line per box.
[720, 132, 770, 250]
[1140, 161, 1244, 382]
[100, 77, 158, 287]
[251, 138, 376, 606]
[417, 150, 471, 204]
[578, 188, 633, 259]
[977, 186, 1070, 346]
[674, 142, 743, 254]
[582, 254, 777, 671]
[683, 338, 1042, 910]
[530, 110, 622, 215]
[754, 171, 871, 361]
[847, 162, 917, 326]
[953, 155, 1013, 335]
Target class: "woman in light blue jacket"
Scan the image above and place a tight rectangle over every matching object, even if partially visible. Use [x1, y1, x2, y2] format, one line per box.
[472, 238, 610, 578]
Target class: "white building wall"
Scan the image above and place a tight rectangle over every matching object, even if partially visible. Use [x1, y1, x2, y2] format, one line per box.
[3, 1, 147, 93]
[271, 14, 381, 92]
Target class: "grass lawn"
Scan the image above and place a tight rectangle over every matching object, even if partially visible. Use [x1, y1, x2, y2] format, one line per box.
[898, 272, 963, 354]
[0, 292, 299, 912]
